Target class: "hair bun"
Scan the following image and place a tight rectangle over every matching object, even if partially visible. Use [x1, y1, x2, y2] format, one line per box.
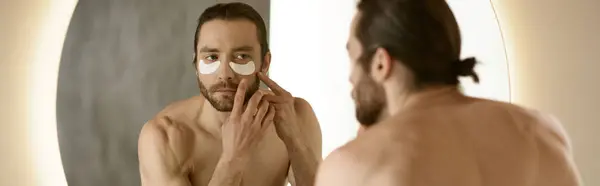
[456, 57, 480, 83]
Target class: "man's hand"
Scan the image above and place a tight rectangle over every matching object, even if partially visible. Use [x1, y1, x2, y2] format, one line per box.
[258, 72, 322, 186]
[221, 78, 275, 162]
[209, 78, 276, 186]
[257, 72, 301, 143]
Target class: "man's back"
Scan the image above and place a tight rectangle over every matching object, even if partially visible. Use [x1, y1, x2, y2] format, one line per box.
[319, 90, 580, 186]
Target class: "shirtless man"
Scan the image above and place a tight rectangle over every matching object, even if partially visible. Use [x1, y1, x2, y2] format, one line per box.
[315, 0, 581, 186]
[138, 3, 321, 186]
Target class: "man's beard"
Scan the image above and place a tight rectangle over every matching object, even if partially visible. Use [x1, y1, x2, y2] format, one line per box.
[353, 75, 386, 127]
[199, 79, 260, 112]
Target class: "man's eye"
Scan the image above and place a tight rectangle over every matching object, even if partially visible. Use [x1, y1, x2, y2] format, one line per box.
[236, 54, 250, 60]
[205, 55, 218, 61]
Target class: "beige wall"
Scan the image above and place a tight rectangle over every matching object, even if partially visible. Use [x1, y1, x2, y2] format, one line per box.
[493, 0, 600, 185]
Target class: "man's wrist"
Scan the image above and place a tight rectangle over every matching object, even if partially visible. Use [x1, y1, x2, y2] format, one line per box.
[219, 153, 249, 170]
[278, 122, 303, 144]
[284, 135, 310, 154]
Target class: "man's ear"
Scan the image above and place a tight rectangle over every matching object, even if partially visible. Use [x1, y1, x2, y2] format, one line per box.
[370, 48, 392, 83]
[261, 52, 272, 73]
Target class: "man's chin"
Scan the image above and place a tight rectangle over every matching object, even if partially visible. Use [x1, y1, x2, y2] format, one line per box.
[356, 108, 381, 127]
[211, 102, 234, 112]
[206, 96, 234, 112]
[357, 117, 377, 127]
[214, 107, 233, 112]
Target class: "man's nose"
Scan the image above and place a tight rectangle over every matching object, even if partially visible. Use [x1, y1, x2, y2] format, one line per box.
[216, 56, 235, 81]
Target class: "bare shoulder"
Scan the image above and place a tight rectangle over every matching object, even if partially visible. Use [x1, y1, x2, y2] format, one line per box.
[293, 98, 322, 134]
[293, 97, 314, 114]
[317, 138, 401, 186]
[481, 101, 571, 145]
[466, 97, 546, 121]
[138, 96, 203, 170]
[316, 146, 365, 186]
[139, 115, 196, 162]
[521, 108, 567, 134]
[139, 115, 195, 147]
[290, 97, 320, 129]
[294, 97, 318, 124]
[139, 95, 203, 147]
[521, 108, 572, 149]
[469, 99, 572, 149]
[316, 124, 399, 186]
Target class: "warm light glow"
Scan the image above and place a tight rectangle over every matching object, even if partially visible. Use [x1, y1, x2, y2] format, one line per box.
[31, 0, 77, 185]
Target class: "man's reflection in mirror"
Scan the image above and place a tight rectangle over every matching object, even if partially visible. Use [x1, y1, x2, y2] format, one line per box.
[137, 3, 322, 186]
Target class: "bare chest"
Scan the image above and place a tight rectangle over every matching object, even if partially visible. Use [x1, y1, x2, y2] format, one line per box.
[189, 127, 290, 186]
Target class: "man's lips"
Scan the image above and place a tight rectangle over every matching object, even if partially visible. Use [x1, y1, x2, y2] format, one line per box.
[214, 88, 236, 93]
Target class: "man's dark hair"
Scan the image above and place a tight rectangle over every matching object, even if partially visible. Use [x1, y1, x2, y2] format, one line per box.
[193, 2, 269, 65]
[356, 0, 479, 88]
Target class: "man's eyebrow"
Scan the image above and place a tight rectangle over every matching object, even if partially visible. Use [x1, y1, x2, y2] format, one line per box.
[199, 46, 219, 53]
[232, 46, 254, 52]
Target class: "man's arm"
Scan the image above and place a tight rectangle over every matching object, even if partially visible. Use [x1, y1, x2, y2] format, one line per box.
[207, 157, 246, 186]
[532, 114, 581, 186]
[256, 73, 322, 186]
[285, 98, 322, 186]
[138, 118, 193, 186]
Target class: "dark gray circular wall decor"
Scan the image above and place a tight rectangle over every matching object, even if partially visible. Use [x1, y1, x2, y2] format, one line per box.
[56, 0, 269, 185]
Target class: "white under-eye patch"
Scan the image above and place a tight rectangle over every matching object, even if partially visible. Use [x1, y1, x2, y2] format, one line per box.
[198, 60, 221, 74]
[229, 61, 256, 75]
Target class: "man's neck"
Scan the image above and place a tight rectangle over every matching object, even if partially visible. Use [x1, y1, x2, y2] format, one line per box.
[386, 85, 460, 116]
[198, 100, 231, 137]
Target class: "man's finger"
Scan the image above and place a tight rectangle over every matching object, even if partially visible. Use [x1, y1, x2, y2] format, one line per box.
[231, 79, 247, 116]
[261, 105, 276, 133]
[242, 91, 265, 119]
[257, 72, 287, 95]
[256, 89, 276, 96]
[253, 100, 270, 129]
[263, 95, 287, 103]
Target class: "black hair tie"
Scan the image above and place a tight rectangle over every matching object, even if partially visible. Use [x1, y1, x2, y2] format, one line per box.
[456, 57, 480, 83]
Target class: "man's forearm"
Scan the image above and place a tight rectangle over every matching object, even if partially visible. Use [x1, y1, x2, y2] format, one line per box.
[285, 137, 320, 186]
[208, 156, 247, 186]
